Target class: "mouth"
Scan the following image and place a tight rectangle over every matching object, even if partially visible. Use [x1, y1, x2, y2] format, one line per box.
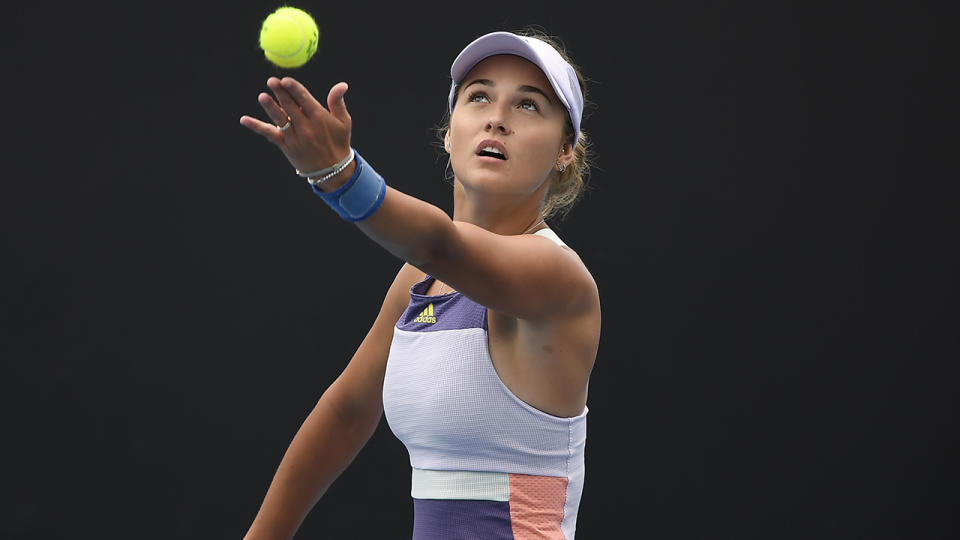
[476, 140, 508, 160]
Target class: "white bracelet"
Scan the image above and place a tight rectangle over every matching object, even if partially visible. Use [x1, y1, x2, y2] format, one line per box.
[296, 148, 356, 178]
[305, 148, 356, 187]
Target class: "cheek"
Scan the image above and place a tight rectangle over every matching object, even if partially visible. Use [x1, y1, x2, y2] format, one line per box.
[448, 115, 475, 150]
[519, 134, 562, 170]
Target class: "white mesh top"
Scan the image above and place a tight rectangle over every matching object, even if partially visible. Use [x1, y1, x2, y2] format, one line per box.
[382, 229, 587, 539]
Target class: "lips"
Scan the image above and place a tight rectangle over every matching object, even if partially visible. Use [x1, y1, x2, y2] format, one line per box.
[476, 139, 508, 160]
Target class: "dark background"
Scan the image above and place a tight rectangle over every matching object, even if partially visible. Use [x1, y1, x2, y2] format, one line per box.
[3, 1, 955, 538]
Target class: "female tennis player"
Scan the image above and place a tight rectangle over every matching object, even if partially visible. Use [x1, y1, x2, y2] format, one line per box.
[239, 28, 601, 539]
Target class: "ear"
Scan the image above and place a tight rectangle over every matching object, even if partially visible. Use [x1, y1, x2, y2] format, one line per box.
[444, 131, 451, 152]
[558, 143, 574, 169]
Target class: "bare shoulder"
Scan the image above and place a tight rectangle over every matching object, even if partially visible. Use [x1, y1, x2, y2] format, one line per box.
[377, 262, 424, 321]
[525, 231, 601, 367]
[488, 234, 600, 417]
[532, 230, 600, 316]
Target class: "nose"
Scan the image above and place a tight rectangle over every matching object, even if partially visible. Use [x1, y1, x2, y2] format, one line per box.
[485, 111, 511, 135]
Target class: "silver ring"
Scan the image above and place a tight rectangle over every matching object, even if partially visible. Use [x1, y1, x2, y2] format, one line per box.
[279, 118, 292, 132]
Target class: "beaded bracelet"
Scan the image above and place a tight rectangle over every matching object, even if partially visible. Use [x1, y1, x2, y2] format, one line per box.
[297, 148, 356, 184]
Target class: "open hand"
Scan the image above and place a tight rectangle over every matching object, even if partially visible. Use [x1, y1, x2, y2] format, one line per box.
[239, 77, 353, 176]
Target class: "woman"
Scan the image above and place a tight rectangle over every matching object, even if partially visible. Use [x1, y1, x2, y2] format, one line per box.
[239, 29, 601, 539]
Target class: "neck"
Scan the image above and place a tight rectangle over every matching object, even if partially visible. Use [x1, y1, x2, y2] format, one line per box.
[451, 181, 547, 236]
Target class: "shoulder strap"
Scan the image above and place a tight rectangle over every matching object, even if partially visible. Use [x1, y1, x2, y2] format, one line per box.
[533, 228, 567, 247]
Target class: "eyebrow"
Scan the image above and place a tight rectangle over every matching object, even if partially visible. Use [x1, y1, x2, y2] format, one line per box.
[462, 78, 554, 104]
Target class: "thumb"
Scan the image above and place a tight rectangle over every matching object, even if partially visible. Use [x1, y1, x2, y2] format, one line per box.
[327, 82, 350, 124]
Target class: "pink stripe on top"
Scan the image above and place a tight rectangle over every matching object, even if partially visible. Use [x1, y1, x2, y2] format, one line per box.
[509, 474, 568, 539]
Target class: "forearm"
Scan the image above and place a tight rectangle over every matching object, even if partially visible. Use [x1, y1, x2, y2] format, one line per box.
[356, 185, 455, 268]
[312, 157, 454, 268]
[244, 396, 381, 540]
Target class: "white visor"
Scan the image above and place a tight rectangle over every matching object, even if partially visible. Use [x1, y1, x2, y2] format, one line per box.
[448, 31, 584, 147]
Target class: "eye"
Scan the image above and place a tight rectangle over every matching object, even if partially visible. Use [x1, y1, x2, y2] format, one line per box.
[518, 99, 540, 112]
[467, 90, 490, 103]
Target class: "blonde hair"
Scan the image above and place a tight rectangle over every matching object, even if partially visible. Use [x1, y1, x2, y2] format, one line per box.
[438, 27, 594, 222]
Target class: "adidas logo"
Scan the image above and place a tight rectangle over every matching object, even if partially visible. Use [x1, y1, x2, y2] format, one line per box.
[413, 303, 437, 324]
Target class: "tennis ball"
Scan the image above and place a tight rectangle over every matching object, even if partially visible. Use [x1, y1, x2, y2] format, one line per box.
[258, 6, 319, 68]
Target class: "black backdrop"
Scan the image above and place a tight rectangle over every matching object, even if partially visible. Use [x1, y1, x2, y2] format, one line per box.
[4, 1, 954, 538]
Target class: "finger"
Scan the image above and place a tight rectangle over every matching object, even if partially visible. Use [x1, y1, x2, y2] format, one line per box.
[326, 82, 351, 125]
[239, 115, 285, 146]
[267, 77, 308, 120]
[257, 92, 292, 128]
[279, 77, 324, 117]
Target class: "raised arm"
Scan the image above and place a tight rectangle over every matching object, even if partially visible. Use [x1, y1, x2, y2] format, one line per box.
[240, 77, 597, 322]
[242, 263, 419, 540]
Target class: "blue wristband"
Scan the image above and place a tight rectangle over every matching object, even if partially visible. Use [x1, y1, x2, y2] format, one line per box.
[311, 149, 386, 222]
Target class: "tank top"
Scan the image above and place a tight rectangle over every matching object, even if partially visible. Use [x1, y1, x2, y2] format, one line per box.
[383, 229, 587, 539]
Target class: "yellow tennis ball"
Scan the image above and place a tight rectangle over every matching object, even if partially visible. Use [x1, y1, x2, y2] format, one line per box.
[258, 6, 319, 68]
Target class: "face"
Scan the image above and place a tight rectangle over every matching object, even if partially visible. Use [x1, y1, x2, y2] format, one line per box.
[446, 54, 570, 200]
